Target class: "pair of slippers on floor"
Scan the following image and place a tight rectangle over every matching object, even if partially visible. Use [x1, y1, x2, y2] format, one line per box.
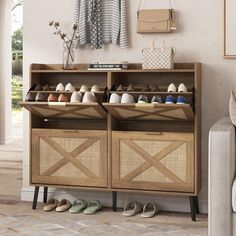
[44, 199, 101, 215]
[69, 199, 101, 215]
[122, 201, 159, 218]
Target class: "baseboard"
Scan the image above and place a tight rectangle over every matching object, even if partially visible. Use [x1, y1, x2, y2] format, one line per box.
[21, 187, 208, 214]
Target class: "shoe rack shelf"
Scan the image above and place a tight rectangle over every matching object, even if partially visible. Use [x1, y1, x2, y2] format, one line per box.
[22, 63, 201, 221]
[20, 102, 107, 120]
[103, 103, 194, 122]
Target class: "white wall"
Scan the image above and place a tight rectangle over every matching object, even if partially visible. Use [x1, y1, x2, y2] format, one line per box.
[0, 0, 12, 144]
[23, 0, 235, 213]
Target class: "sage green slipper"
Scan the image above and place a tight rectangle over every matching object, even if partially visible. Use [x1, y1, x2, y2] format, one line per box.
[84, 200, 101, 215]
[69, 199, 87, 214]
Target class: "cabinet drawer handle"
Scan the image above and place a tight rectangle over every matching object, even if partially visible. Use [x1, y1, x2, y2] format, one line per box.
[146, 132, 163, 136]
[62, 130, 78, 133]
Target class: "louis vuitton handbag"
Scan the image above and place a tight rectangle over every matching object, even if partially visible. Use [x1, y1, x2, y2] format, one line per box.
[137, 0, 176, 33]
[142, 38, 176, 70]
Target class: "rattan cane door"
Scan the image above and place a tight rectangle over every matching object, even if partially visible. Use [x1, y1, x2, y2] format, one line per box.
[112, 131, 194, 193]
[31, 129, 108, 188]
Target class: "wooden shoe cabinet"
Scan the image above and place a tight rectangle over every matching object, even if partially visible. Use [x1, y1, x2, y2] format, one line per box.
[21, 63, 201, 221]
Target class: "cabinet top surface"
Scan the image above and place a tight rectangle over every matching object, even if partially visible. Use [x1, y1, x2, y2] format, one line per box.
[30, 63, 201, 73]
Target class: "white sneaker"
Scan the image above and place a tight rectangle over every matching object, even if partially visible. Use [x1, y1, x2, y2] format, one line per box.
[109, 93, 121, 103]
[56, 83, 65, 92]
[70, 91, 82, 103]
[65, 83, 75, 92]
[178, 83, 188, 93]
[80, 85, 89, 93]
[91, 85, 100, 92]
[121, 93, 135, 104]
[167, 83, 177, 92]
[82, 91, 97, 103]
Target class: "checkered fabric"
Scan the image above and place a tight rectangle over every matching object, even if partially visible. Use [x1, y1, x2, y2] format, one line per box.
[142, 46, 174, 70]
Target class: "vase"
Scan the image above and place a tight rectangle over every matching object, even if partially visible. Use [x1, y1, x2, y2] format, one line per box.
[62, 41, 75, 70]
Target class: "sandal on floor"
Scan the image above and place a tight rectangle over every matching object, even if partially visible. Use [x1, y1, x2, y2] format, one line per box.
[122, 201, 142, 217]
[69, 199, 87, 214]
[84, 200, 102, 215]
[43, 198, 59, 212]
[141, 202, 159, 218]
[56, 199, 72, 212]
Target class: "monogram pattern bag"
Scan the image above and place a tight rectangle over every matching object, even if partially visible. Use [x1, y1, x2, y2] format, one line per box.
[142, 38, 175, 70]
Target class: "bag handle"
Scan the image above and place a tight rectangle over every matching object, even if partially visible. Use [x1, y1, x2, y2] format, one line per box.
[150, 37, 165, 50]
[149, 37, 177, 57]
[138, 0, 173, 12]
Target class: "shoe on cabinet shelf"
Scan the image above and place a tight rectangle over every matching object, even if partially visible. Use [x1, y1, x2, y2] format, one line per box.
[48, 93, 58, 102]
[151, 95, 162, 104]
[56, 83, 65, 92]
[42, 84, 51, 91]
[121, 93, 135, 104]
[80, 85, 89, 93]
[109, 93, 121, 103]
[35, 92, 47, 102]
[91, 85, 101, 92]
[176, 95, 187, 104]
[35, 84, 42, 91]
[127, 84, 135, 92]
[167, 83, 177, 93]
[150, 84, 159, 92]
[65, 83, 75, 92]
[25, 92, 36, 102]
[82, 91, 97, 103]
[116, 84, 124, 91]
[141, 84, 150, 92]
[138, 94, 149, 104]
[58, 94, 69, 102]
[165, 95, 175, 104]
[70, 91, 82, 103]
[178, 83, 188, 93]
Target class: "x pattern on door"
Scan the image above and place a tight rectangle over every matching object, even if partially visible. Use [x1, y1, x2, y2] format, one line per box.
[40, 136, 100, 179]
[120, 140, 187, 184]
[22, 103, 107, 119]
[106, 105, 194, 122]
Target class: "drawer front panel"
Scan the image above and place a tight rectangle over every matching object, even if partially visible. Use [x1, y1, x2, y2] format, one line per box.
[31, 129, 107, 188]
[112, 131, 194, 193]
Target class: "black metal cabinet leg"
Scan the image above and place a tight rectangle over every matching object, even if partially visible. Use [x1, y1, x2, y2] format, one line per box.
[43, 187, 48, 204]
[32, 186, 39, 210]
[193, 196, 199, 214]
[189, 196, 196, 221]
[112, 191, 117, 212]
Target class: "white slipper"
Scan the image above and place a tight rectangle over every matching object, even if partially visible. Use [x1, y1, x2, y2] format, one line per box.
[141, 202, 159, 218]
[122, 201, 141, 217]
